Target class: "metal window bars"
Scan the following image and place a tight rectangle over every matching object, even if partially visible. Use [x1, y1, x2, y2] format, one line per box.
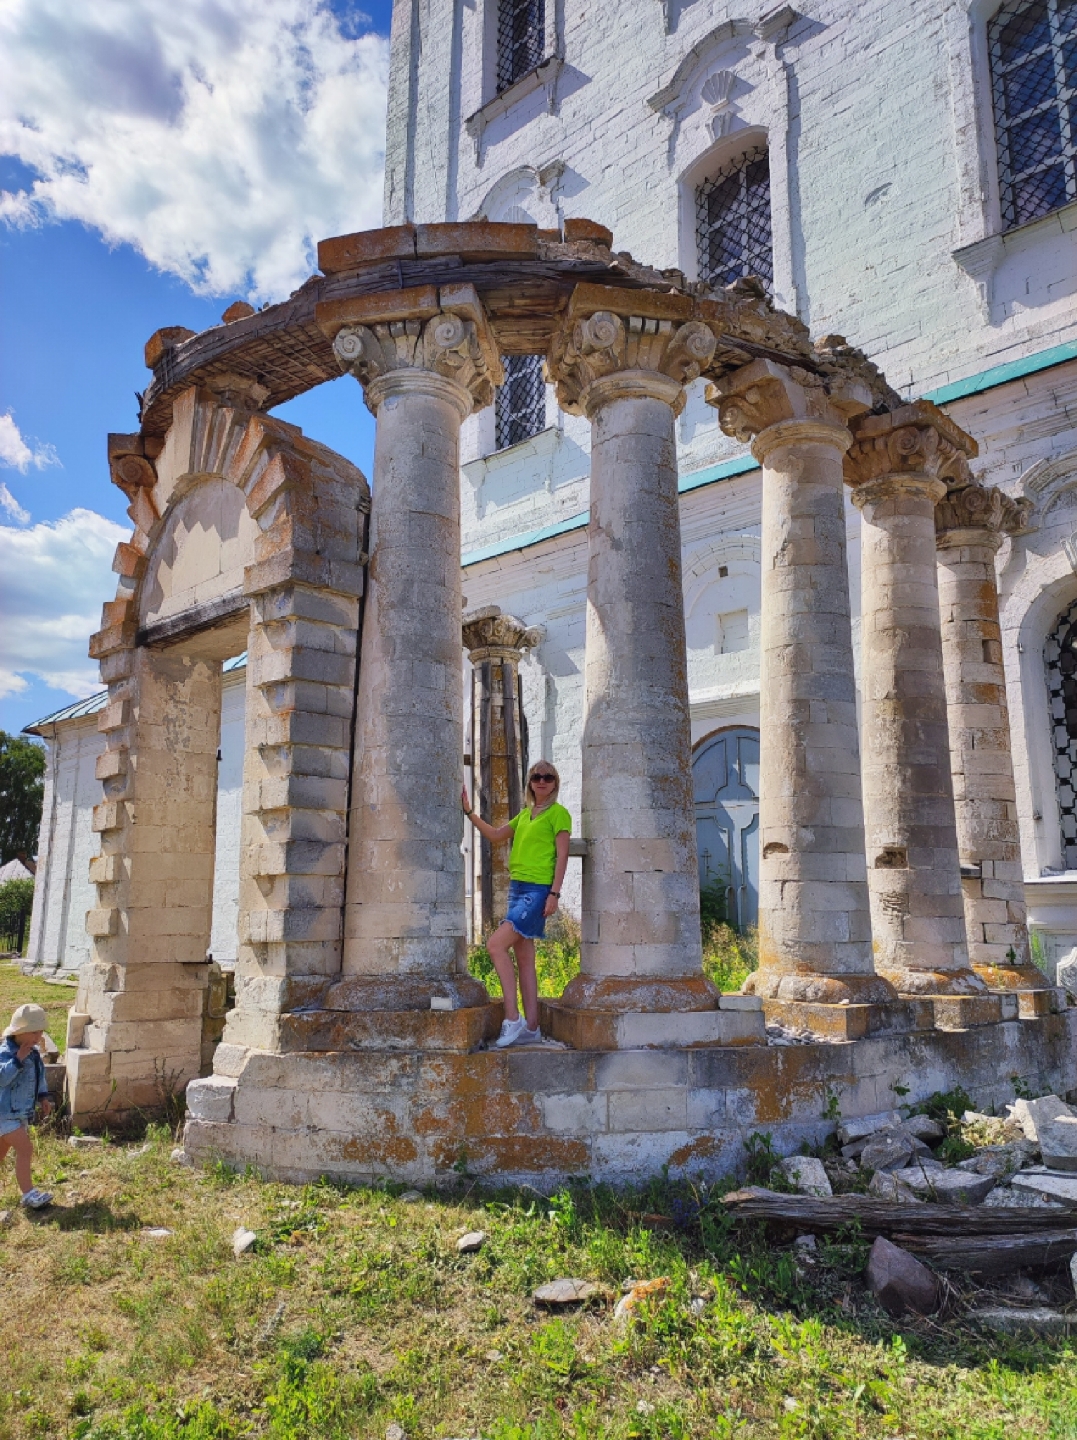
[695, 146, 774, 297]
[1045, 595, 1077, 868]
[497, 0, 545, 93]
[495, 354, 546, 450]
[989, 0, 1077, 229]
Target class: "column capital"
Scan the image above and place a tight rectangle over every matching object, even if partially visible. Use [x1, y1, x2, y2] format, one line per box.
[935, 480, 1034, 549]
[462, 605, 543, 663]
[844, 400, 976, 490]
[706, 358, 862, 463]
[317, 283, 503, 417]
[547, 289, 716, 417]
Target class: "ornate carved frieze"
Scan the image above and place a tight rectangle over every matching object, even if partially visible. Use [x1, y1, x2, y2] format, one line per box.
[844, 401, 977, 490]
[935, 480, 1034, 541]
[107, 434, 157, 499]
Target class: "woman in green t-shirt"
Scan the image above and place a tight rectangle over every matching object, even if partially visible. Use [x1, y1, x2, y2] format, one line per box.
[461, 761, 572, 1048]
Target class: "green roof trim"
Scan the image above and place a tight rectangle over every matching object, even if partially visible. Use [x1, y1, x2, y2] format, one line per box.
[924, 339, 1077, 405]
[462, 452, 759, 567]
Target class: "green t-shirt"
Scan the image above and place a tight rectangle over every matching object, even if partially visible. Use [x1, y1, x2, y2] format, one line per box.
[508, 802, 572, 884]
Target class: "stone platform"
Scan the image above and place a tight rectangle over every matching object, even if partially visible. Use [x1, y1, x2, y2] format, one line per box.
[183, 1009, 1077, 1188]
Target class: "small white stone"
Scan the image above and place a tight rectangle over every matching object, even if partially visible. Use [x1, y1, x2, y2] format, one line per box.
[0, 1209, 11, 1226]
[170, 1147, 192, 1166]
[385, 1425, 408, 1440]
[689, 1296, 706, 1315]
[456, 1230, 486, 1253]
[399, 1189, 422, 1203]
[779, 1155, 832, 1197]
[142, 1227, 172, 1239]
[67, 1135, 102, 1149]
[232, 1226, 257, 1257]
[793, 1234, 817, 1252]
[636, 1400, 655, 1416]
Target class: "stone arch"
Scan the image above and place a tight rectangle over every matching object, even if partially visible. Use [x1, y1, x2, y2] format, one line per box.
[68, 389, 370, 1125]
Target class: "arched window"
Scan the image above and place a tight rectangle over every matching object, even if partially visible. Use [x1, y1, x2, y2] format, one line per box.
[498, 0, 545, 92]
[495, 354, 546, 450]
[988, 0, 1077, 230]
[695, 146, 773, 295]
[1045, 595, 1077, 868]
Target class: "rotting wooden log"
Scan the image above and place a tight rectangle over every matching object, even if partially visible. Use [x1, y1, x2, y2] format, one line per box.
[894, 1229, 1077, 1276]
[721, 1187, 1077, 1236]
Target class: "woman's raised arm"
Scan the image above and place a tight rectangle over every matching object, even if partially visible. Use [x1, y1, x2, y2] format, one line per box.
[461, 785, 514, 843]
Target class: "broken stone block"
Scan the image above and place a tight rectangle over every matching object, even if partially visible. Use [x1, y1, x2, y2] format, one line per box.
[865, 1236, 939, 1317]
[533, 1279, 600, 1306]
[779, 1155, 832, 1196]
[860, 1129, 931, 1173]
[981, 1184, 1065, 1209]
[868, 1171, 924, 1203]
[456, 1230, 486, 1254]
[1008, 1095, 1073, 1145]
[969, 1307, 1072, 1338]
[68, 1135, 103, 1149]
[889, 1167, 998, 1204]
[1010, 1169, 1077, 1204]
[1036, 1113, 1077, 1173]
[837, 1110, 903, 1145]
[902, 1114, 946, 1142]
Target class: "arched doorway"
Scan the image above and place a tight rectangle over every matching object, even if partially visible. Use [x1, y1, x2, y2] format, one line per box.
[1045, 595, 1077, 869]
[692, 726, 759, 930]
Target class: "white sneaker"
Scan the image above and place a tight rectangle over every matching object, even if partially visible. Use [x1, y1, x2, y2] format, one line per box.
[494, 1018, 525, 1049]
[20, 1188, 52, 1209]
[514, 1025, 542, 1047]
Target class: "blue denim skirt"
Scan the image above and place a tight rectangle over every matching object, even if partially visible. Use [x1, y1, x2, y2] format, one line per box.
[505, 879, 551, 940]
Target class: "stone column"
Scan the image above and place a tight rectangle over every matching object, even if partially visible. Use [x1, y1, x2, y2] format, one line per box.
[323, 285, 501, 1010]
[935, 481, 1045, 991]
[846, 404, 986, 996]
[546, 290, 721, 1021]
[708, 360, 895, 1004]
[462, 606, 542, 935]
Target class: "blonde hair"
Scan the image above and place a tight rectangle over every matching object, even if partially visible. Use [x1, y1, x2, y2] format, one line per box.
[526, 759, 561, 812]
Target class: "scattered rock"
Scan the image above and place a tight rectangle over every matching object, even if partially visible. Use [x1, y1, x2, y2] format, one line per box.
[533, 1278, 600, 1307]
[765, 1022, 828, 1046]
[613, 1276, 670, 1323]
[868, 1171, 924, 1204]
[1036, 1113, 1077, 1173]
[956, 1143, 1032, 1179]
[860, 1129, 931, 1174]
[981, 1184, 1065, 1209]
[998, 1274, 1049, 1303]
[902, 1114, 946, 1143]
[385, 1425, 408, 1440]
[865, 1236, 939, 1317]
[484, 1349, 503, 1362]
[1056, 950, 1077, 996]
[1008, 1095, 1072, 1145]
[837, 1111, 903, 1146]
[232, 1227, 257, 1258]
[170, 1148, 192, 1166]
[689, 1296, 706, 1316]
[969, 1306, 1072, 1338]
[456, 1230, 486, 1254]
[1010, 1169, 1077, 1204]
[67, 1135, 102, 1149]
[142, 1227, 172, 1239]
[889, 1167, 998, 1204]
[399, 1190, 422, 1203]
[0, 1209, 11, 1226]
[779, 1155, 832, 1197]
[793, 1233, 817, 1254]
[1071, 1252, 1077, 1298]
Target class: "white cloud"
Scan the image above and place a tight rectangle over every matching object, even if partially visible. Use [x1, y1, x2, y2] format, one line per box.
[0, 1, 389, 302]
[0, 508, 128, 700]
[0, 483, 31, 524]
[0, 412, 59, 474]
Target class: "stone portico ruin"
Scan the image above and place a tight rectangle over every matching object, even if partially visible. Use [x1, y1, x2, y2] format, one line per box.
[65, 221, 1074, 1185]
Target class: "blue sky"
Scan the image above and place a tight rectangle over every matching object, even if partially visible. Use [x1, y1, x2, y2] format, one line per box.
[0, 0, 392, 737]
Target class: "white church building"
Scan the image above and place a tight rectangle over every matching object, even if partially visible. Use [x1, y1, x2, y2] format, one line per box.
[25, 0, 1077, 977]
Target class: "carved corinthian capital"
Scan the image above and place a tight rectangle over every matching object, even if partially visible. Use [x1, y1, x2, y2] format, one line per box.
[935, 481, 1034, 544]
[462, 605, 544, 662]
[706, 357, 862, 459]
[844, 401, 977, 489]
[107, 434, 157, 499]
[547, 290, 716, 416]
[318, 283, 502, 415]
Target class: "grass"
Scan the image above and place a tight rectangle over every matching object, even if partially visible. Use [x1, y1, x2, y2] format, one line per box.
[1, 1126, 1076, 1439]
[468, 918, 759, 1000]
[0, 958, 76, 1056]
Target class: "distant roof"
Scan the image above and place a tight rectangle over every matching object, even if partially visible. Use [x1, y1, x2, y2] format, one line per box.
[0, 858, 33, 883]
[23, 653, 247, 736]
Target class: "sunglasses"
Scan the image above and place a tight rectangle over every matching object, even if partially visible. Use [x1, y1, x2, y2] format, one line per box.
[530, 773, 556, 784]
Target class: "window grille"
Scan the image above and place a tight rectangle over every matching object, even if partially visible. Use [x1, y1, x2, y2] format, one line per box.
[695, 147, 773, 296]
[988, 0, 1077, 230]
[495, 354, 546, 450]
[1045, 595, 1077, 868]
[497, 0, 545, 93]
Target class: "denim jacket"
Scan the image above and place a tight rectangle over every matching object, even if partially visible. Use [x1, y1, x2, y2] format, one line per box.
[0, 1035, 49, 1124]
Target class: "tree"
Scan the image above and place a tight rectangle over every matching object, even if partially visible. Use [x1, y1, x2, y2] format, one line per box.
[0, 731, 46, 864]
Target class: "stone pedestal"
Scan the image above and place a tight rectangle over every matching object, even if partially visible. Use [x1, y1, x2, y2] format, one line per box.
[546, 290, 733, 1037]
[709, 360, 895, 1006]
[935, 482, 1046, 991]
[847, 405, 986, 996]
[327, 286, 502, 1011]
[463, 607, 542, 935]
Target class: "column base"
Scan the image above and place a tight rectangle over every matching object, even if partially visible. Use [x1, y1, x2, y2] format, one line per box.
[541, 995, 766, 1050]
[972, 962, 1052, 992]
[877, 964, 989, 996]
[323, 973, 492, 1011]
[557, 974, 721, 1012]
[744, 970, 899, 1005]
[762, 998, 922, 1040]
[276, 1002, 503, 1053]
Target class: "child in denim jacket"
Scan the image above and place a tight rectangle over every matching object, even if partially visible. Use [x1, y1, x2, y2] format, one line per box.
[0, 1003, 54, 1208]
